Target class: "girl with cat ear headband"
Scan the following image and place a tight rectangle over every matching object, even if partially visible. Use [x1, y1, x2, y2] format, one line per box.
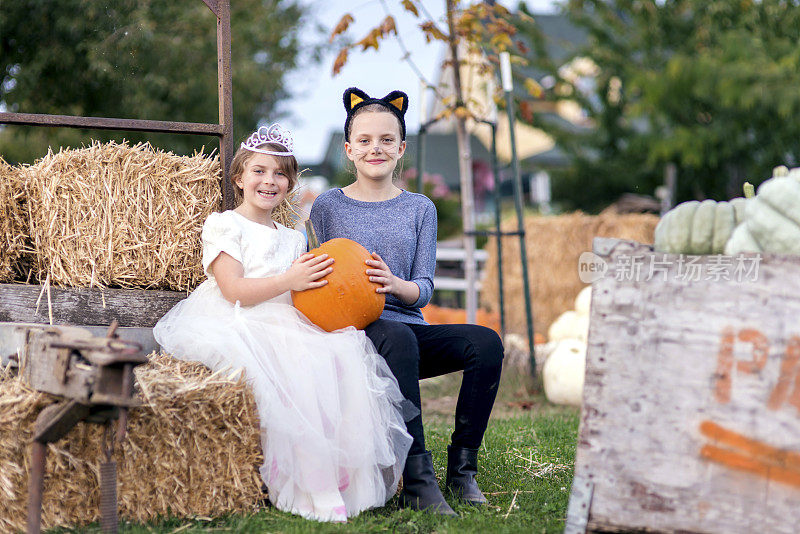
[310, 87, 504, 517]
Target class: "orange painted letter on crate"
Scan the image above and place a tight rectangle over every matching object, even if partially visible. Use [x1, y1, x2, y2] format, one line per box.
[714, 328, 768, 404]
[767, 336, 800, 411]
[714, 328, 736, 403]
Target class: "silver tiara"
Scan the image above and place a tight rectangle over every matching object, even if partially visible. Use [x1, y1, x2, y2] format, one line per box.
[240, 123, 294, 156]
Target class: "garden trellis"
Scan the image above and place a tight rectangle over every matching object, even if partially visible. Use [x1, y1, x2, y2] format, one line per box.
[417, 52, 537, 377]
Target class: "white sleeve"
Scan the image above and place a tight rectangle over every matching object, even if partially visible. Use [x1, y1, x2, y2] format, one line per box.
[296, 229, 307, 259]
[201, 212, 242, 276]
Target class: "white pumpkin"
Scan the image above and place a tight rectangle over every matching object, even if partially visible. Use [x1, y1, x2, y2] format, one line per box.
[654, 197, 747, 255]
[574, 285, 592, 317]
[547, 310, 589, 342]
[725, 166, 800, 256]
[543, 338, 586, 406]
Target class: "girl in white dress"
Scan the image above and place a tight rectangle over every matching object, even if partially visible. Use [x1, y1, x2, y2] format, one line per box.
[153, 124, 413, 523]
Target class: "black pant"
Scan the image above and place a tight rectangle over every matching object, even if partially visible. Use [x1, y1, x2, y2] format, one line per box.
[364, 319, 504, 456]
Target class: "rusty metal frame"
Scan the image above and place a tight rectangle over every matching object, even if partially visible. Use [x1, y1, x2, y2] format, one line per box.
[0, 0, 236, 209]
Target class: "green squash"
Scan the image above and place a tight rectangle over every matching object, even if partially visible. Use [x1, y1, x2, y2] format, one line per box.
[654, 197, 747, 254]
[724, 166, 800, 255]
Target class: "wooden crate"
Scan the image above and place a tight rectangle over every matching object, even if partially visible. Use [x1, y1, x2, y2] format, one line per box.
[566, 238, 800, 534]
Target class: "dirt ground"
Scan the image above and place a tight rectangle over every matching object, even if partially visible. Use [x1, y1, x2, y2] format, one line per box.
[419, 365, 577, 424]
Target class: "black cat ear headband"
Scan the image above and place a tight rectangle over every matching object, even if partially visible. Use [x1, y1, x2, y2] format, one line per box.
[343, 87, 409, 141]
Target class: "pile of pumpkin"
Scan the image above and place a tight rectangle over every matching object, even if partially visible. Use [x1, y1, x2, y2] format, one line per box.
[538, 165, 800, 408]
[541, 285, 592, 407]
[654, 165, 800, 256]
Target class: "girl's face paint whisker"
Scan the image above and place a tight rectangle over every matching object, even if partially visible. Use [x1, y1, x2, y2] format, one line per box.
[351, 146, 400, 158]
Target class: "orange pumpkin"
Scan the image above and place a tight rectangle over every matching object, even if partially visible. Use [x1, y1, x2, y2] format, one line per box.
[291, 238, 385, 332]
[421, 304, 502, 334]
[420, 304, 546, 344]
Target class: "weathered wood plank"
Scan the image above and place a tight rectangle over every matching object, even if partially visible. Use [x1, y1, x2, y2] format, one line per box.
[0, 284, 185, 328]
[570, 238, 800, 533]
[0, 112, 224, 136]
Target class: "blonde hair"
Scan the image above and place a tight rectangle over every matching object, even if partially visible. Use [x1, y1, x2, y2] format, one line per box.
[229, 142, 298, 204]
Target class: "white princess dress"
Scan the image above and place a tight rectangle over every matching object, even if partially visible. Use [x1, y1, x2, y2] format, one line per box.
[153, 210, 414, 522]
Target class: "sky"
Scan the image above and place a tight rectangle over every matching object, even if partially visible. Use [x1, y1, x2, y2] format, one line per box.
[282, 0, 562, 164]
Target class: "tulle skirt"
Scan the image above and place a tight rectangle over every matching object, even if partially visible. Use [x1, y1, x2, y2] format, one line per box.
[153, 280, 414, 522]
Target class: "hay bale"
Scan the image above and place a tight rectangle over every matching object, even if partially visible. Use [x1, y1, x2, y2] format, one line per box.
[0, 157, 28, 282]
[20, 141, 299, 291]
[20, 141, 221, 291]
[0, 353, 264, 532]
[480, 211, 658, 339]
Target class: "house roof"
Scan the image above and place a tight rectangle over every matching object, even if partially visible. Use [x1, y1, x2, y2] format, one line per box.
[524, 14, 588, 75]
[311, 127, 570, 188]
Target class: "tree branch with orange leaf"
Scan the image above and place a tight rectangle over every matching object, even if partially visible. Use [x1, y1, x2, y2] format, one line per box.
[328, 0, 542, 323]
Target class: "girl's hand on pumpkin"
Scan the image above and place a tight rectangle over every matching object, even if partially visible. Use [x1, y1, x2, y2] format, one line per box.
[366, 252, 421, 304]
[366, 252, 398, 295]
[285, 253, 334, 291]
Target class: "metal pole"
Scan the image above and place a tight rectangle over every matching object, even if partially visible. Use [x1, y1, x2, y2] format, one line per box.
[27, 442, 46, 534]
[416, 124, 427, 194]
[488, 121, 506, 338]
[500, 53, 536, 378]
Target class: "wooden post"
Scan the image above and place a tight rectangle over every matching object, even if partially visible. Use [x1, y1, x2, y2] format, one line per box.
[216, 0, 235, 210]
[660, 162, 677, 215]
[445, 0, 478, 324]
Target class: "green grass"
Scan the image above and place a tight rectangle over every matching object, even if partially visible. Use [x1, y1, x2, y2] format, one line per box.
[55, 371, 580, 533]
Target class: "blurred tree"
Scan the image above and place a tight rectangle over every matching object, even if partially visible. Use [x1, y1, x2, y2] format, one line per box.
[515, 0, 800, 211]
[0, 0, 314, 162]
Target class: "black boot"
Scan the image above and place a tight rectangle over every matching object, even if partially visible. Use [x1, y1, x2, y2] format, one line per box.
[446, 445, 487, 504]
[258, 482, 273, 508]
[399, 451, 458, 516]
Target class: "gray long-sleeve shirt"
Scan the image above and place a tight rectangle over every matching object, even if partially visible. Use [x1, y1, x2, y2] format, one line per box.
[309, 188, 437, 324]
